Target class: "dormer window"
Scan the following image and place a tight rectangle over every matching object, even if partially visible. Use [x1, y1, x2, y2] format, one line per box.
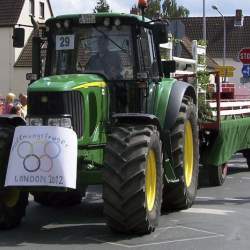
[40, 2, 45, 19]
[29, 0, 35, 16]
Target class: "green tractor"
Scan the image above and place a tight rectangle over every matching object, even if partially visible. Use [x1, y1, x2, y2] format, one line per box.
[0, 11, 198, 234]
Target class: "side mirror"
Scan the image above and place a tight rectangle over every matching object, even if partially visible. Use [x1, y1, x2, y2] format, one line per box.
[152, 22, 168, 44]
[162, 60, 176, 76]
[32, 37, 42, 81]
[13, 28, 25, 48]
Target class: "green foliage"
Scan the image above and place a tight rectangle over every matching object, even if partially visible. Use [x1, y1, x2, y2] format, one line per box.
[162, 0, 190, 18]
[145, 0, 161, 19]
[197, 71, 213, 121]
[135, 0, 190, 19]
[94, 0, 110, 13]
[197, 40, 208, 47]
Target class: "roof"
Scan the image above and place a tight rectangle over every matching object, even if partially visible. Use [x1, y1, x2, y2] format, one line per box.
[47, 13, 150, 24]
[180, 36, 218, 69]
[0, 0, 53, 27]
[0, 0, 25, 27]
[176, 16, 250, 59]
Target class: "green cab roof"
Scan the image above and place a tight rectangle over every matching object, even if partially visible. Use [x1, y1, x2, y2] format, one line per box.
[46, 12, 151, 24]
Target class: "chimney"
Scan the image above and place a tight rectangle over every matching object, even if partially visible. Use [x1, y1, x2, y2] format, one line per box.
[234, 9, 244, 27]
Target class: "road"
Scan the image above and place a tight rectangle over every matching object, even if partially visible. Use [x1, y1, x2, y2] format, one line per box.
[1, 154, 250, 250]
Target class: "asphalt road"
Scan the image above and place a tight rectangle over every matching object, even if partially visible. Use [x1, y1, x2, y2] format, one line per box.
[1, 154, 250, 250]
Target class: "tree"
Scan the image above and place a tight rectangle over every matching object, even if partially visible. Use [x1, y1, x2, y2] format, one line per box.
[162, 0, 189, 18]
[131, 0, 189, 19]
[145, 0, 160, 19]
[94, 0, 110, 13]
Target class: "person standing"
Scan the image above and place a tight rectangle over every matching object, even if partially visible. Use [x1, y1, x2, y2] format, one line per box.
[3, 93, 15, 114]
[19, 94, 27, 118]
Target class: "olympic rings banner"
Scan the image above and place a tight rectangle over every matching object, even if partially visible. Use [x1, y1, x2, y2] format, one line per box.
[5, 126, 77, 189]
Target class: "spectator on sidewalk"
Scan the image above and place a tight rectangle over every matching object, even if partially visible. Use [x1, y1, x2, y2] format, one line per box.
[10, 104, 22, 116]
[19, 93, 27, 118]
[3, 93, 15, 114]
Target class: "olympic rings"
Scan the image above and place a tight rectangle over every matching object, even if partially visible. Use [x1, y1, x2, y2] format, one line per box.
[17, 141, 33, 159]
[23, 154, 40, 173]
[16, 140, 61, 173]
[44, 141, 61, 159]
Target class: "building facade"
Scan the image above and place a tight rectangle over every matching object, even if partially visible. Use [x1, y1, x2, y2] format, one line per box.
[0, 0, 53, 96]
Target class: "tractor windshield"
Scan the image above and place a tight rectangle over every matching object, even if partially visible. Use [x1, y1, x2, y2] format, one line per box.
[49, 25, 134, 80]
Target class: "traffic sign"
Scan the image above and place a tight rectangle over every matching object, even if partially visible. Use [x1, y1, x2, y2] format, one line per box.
[239, 48, 250, 64]
[242, 65, 250, 77]
[216, 66, 236, 77]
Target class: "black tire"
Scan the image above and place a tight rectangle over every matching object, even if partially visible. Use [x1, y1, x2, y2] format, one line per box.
[162, 97, 199, 211]
[0, 126, 28, 229]
[208, 164, 227, 186]
[32, 190, 84, 207]
[103, 125, 163, 234]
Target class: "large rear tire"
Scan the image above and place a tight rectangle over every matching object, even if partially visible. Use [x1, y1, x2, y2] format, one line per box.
[0, 126, 28, 229]
[103, 125, 163, 234]
[162, 97, 199, 211]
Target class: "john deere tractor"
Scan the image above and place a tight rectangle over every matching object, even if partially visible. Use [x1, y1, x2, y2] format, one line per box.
[0, 10, 198, 234]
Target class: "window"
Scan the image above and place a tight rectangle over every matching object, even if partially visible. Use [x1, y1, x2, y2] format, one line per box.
[29, 0, 35, 16]
[40, 2, 45, 19]
[137, 28, 159, 77]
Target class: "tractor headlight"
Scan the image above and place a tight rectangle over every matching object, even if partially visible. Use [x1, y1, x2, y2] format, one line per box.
[26, 118, 43, 126]
[60, 118, 72, 128]
[48, 118, 60, 127]
[48, 118, 72, 128]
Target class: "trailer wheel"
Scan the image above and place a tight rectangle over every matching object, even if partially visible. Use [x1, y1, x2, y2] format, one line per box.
[208, 164, 227, 186]
[103, 125, 163, 234]
[0, 126, 28, 229]
[162, 97, 199, 211]
[32, 190, 84, 207]
[242, 151, 250, 170]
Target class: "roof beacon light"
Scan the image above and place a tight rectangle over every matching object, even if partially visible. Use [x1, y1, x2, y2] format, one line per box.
[138, 0, 148, 9]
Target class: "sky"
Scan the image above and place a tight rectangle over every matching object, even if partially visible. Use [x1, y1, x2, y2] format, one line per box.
[50, 0, 250, 17]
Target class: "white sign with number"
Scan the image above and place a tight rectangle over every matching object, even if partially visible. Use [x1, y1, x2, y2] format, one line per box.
[5, 126, 77, 189]
[56, 35, 75, 50]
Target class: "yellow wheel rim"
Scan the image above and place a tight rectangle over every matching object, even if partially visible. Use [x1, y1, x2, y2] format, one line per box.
[2, 190, 20, 208]
[145, 150, 157, 212]
[184, 121, 194, 188]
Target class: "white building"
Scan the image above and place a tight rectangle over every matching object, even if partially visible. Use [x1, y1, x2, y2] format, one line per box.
[0, 0, 53, 97]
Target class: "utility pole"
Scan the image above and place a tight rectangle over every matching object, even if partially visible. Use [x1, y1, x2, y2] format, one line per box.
[203, 0, 206, 41]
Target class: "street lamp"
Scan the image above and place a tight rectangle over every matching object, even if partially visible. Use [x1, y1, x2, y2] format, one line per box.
[203, 0, 206, 41]
[212, 5, 226, 81]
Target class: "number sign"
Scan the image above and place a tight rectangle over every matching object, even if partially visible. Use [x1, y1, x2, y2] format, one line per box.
[56, 35, 75, 50]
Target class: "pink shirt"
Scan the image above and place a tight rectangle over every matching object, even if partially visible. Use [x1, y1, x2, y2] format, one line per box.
[3, 103, 14, 114]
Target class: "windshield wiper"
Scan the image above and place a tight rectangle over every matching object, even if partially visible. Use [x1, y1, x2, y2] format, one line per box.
[94, 27, 128, 53]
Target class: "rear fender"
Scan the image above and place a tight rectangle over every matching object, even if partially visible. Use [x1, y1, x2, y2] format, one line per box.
[164, 81, 197, 131]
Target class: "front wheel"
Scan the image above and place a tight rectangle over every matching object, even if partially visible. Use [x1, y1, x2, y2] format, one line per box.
[0, 126, 29, 229]
[0, 190, 28, 229]
[103, 125, 163, 234]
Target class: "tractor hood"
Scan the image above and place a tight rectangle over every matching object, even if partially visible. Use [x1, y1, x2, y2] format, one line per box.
[28, 74, 106, 92]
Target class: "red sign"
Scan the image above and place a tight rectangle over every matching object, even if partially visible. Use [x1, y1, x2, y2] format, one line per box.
[239, 48, 250, 64]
